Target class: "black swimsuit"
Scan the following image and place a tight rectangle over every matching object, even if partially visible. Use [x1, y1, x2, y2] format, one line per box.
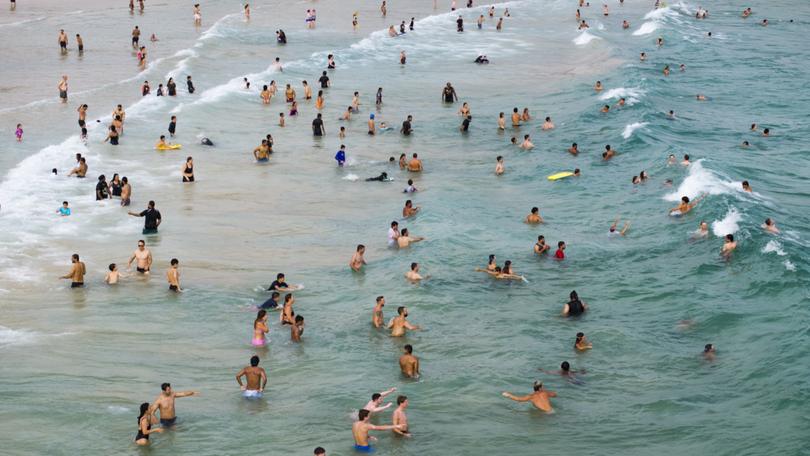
[183, 165, 194, 182]
[136, 417, 150, 441]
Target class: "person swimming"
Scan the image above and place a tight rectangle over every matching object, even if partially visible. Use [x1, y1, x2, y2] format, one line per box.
[366, 172, 390, 182]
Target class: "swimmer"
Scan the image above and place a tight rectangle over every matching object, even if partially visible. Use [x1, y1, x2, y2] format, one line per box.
[696, 94, 707, 101]
[534, 235, 550, 254]
[403, 179, 418, 193]
[609, 218, 630, 236]
[555, 241, 566, 259]
[601, 104, 610, 113]
[578, 20, 589, 30]
[542, 117, 555, 130]
[253, 140, 271, 162]
[602, 144, 615, 160]
[105, 264, 120, 285]
[741, 180, 752, 192]
[134, 402, 163, 446]
[568, 143, 579, 155]
[670, 195, 704, 215]
[363, 388, 397, 415]
[525, 207, 544, 224]
[407, 153, 423, 172]
[485, 254, 497, 271]
[291, 315, 305, 342]
[520, 134, 534, 150]
[721, 234, 737, 256]
[128, 240, 153, 274]
[57, 200, 71, 216]
[575, 332, 592, 351]
[460, 115, 472, 132]
[392, 396, 411, 437]
[352, 409, 402, 453]
[397, 228, 424, 248]
[667, 154, 676, 165]
[615, 98, 626, 108]
[350, 245, 367, 271]
[694, 221, 710, 237]
[668, 110, 675, 119]
[167, 258, 181, 292]
[501, 381, 557, 413]
[372, 296, 385, 328]
[402, 200, 420, 218]
[622, 20, 629, 29]
[236, 355, 267, 398]
[280, 294, 296, 325]
[511, 108, 521, 127]
[399, 345, 420, 378]
[663, 65, 670, 76]
[562, 290, 586, 316]
[442, 83, 458, 103]
[681, 154, 691, 166]
[388, 306, 421, 335]
[368, 113, 376, 135]
[404, 263, 427, 282]
[259, 292, 280, 310]
[542, 361, 586, 380]
[640, 52, 646, 61]
[594, 80, 603, 91]
[762, 218, 779, 234]
[680, 64, 686, 72]
[400, 115, 414, 135]
[148, 383, 199, 427]
[573, 168, 581, 177]
[741, 140, 750, 148]
[335, 145, 346, 166]
[475, 266, 524, 281]
[252, 310, 269, 347]
[703, 344, 716, 360]
[267, 273, 293, 292]
[495, 156, 505, 175]
[57, 75, 69, 103]
[521, 108, 531, 122]
[510, 137, 518, 146]
[458, 102, 471, 117]
[60, 254, 86, 288]
[762, 128, 770, 137]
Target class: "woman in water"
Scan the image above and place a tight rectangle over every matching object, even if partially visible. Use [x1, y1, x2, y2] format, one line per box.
[182, 157, 194, 183]
[104, 126, 120, 145]
[458, 102, 471, 117]
[253, 310, 269, 347]
[134, 402, 162, 446]
[486, 254, 497, 271]
[110, 174, 122, 197]
[562, 290, 587, 317]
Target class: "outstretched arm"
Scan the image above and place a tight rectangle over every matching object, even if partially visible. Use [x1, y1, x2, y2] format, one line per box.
[175, 391, 198, 398]
[502, 392, 531, 402]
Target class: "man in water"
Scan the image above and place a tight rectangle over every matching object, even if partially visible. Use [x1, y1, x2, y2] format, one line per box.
[721, 234, 737, 256]
[404, 262, 425, 282]
[402, 200, 420, 218]
[456, 15, 464, 32]
[128, 200, 161, 234]
[501, 381, 557, 413]
[762, 218, 780, 234]
[399, 344, 420, 378]
[670, 195, 703, 216]
[520, 134, 534, 150]
[350, 244, 367, 271]
[567, 143, 579, 155]
[525, 207, 543, 224]
[401, 115, 413, 135]
[167, 258, 181, 292]
[442, 83, 458, 103]
[335, 145, 346, 166]
[602, 144, 615, 160]
[58, 75, 69, 103]
[408, 153, 423, 172]
[363, 387, 397, 415]
[254, 140, 270, 162]
[392, 396, 411, 437]
[60, 253, 86, 288]
[267, 273, 293, 292]
[703, 344, 716, 360]
[291, 315, 305, 342]
[534, 235, 550, 255]
[575, 332, 592, 351]
[312, 113, 325, 136]
[495, 156, 505, 175]
[318, 71, 330, 88]
[388, 221, 400, 247]
[259, 291, 280, 310]
[235, 355, 267, 398]
[555, 241, 566, 259]
[352, 409, 402, 452]
[388, 306, 420, 336]
[149, 383, 199, 427]
[128, 240, 153, 274]
[372, 296, 386, 328]
[397, 228, 424, 248]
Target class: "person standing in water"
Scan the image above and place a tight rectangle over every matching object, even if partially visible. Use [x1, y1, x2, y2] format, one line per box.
[352, 409, 401, 452]
[392, 396, 411, 437]
[128, 200, 161, 234]
[252, 310, 269, 347]
[501, 381, 557, 413]
[128, 239, 153, 274]
[148, 383, 199, 427]
[442, 82, 458, 103]
[399, 344, 420, 378]
[134, 402, 163, 446]
[167, 258, 181, 292]
[182, 157, 194, 182]
[58, 75, 68, 103]
[388, 306, 420, 336]
[372, 296, 385, 328]
[350, 244, 367, 271]
[60, 254, 86, 288]
[236, 355, 267, 398]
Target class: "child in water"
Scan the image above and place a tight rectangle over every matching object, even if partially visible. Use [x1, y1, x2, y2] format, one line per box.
[57, 201, 71, 216]
[15, 123, 23, 142]
[105, 263, 120, 284]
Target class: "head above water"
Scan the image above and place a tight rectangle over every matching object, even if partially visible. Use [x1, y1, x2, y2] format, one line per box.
[250, 355, 260, 366]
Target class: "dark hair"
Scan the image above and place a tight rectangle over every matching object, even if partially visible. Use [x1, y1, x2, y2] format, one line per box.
[72, 253, 79, 261]
[704, 344, 713, 352]
[531, 207, 538, 213]
[109, 263, 116, 271]
[404, 344, 413, 354]
[397, 306, 406, 315]
[726, 234, 734, 241]
[558, 241, 565, 247]
[277, 273, 284, 280]
[170, 258, 179, 266]
[161, 383, 171, 391]
[295, 315, 304, 323]
[314, 448, 326, 456]
[561, 361, 570, 371]
[397, 395, 407, 405]
[371, 393, 381, 401]
[533, 381, 542, 391]
[250, 355, 260, 366]
[138, 402, 150, 422]
[357, 244, 365, 251]
[255, 310, 266, 327]
[410, 262, 417, 270]
[358, 409, 370, 420]
[376, 296, 384, 303]
[272, 292, 280, 298]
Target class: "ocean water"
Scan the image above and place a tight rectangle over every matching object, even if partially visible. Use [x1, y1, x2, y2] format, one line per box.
[1, 0, 809, 455]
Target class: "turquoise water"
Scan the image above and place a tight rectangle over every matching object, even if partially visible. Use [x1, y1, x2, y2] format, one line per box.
[1, 0, 809, 454]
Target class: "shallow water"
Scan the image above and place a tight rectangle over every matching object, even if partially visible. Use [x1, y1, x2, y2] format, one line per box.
[1, 0, 809, 455]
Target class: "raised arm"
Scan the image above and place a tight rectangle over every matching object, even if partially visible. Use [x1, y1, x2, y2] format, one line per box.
[174, 391, 198, 398]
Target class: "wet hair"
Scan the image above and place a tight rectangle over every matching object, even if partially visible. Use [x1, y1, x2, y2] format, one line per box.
[576, 332, 584, 341]
[356, 244, 365, 251]
[285, 294, 293, 303]
[531, 207, 538, 214]
[682, 196, 690, 203]
[391, 221, 398, 228]
[170, 258, 178, 266]
[561, 361, 570, 371]
[497, 155, 503, 161]
[684, 154, 690, 160]
[488, 254, 495, 263]
[538, 235, 544, 241]
[358, 409, 370, 420]
[763, 128, 770, 134]
[255, 310, 266, 327]
[558, 241, 565, 248]
[314, 448, 326, 456]
[742, 180, 750, 187]
[397, 306, 406, 315]
[401, 228, 409, 236]
[533, 381, 542, 391]
[277, 273, 284, 280]
[271, 292, 280, 299]
[63, 201, 69, 205]
[404, 344, 413, 354]
[72, 253, 79, 261]
[765, 218, 773, 225]
[572, 143, 578, 147]
[250, 355, 260, 366]
[148, 200, 155, 208]
[371, 393, 381, 401]
[725, 234, 734, 241]
[161, 383, 171, 391]
[570, 290, 579, 301]
[704, 344, 714, 352]
[397, 395, 407, 405]
[295, 315, 304, 323]
[138, 402, 150, 422]
[410, 263, 417, 271]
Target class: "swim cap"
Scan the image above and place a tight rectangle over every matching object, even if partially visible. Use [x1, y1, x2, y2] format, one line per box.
[370, 113, 375, 119]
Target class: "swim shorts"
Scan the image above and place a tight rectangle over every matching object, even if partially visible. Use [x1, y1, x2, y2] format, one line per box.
[242, 389, 263, 398]
[354, 445, 373, 453]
